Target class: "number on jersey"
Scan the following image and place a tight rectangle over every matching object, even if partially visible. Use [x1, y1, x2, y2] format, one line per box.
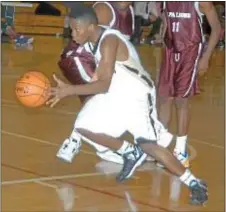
[172, 22, 180, 32]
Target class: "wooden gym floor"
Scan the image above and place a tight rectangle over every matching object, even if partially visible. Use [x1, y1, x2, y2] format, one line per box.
[2, 36, 225, 212]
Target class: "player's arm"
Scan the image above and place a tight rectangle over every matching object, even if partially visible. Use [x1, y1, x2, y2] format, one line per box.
[70, 35, 118, 95]
[159, 13, 167, 41]
[93, 2, 113, 26]
[199, 2, 221, 60]
[154, 2, 167, 43]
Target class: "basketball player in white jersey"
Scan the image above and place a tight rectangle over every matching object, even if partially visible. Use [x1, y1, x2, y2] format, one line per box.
[59, 2, 140, 165]
[47, 6, 208, 205]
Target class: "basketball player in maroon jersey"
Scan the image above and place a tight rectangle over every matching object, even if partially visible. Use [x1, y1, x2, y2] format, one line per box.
[93, 2, 134, 40]
[157, 2, 221, 167]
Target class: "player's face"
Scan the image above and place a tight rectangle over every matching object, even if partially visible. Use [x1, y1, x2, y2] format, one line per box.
[115, 2, 131, 11]
[70, 18, 90, 45]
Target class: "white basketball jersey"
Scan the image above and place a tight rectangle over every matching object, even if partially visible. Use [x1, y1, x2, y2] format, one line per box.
[90, 29, 153, 95]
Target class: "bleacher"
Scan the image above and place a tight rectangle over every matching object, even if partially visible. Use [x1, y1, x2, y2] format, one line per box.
[2, 2, 94, 36]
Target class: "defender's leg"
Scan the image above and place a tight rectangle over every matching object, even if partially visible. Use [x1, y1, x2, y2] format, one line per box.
[173, 44, 202, 167]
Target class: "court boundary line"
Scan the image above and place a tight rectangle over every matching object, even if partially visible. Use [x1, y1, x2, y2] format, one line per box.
[35, 180, 58, 189]
[2, 98, 224, 150]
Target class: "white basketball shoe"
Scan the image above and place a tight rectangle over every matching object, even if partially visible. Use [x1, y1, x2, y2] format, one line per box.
[56, 137, 82, 163]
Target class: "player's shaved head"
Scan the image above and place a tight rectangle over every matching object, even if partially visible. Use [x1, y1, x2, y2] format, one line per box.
[68, 5, 99, 45]
[69, 5, 98, 25]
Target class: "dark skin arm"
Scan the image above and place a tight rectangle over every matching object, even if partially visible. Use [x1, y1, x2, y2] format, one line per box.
[198, 2, 221, 75]
[152, 2, 167, 44]
[46, 35, 119, 107]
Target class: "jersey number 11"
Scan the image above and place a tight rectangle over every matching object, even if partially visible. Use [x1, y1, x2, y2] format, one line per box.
[172, 22, 180, 32]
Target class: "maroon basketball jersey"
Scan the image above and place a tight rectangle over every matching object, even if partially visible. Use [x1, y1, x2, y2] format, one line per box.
[109, 2, 134, 38]
[58, 41, 96, 103]
[163, 2, 203, 51]
[58, 41, 95, 85]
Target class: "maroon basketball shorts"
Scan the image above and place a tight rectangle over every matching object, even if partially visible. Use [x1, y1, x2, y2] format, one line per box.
[157, 43, 203, 98]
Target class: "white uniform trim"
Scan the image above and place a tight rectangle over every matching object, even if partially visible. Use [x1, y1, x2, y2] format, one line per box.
[129, 5, 135, 34]
[74, 57, 91, 82]
[183, 43, 202, 97]
[194, 2, 205, 43]
[194, 2, 204, 18]
[183, 2, 204, 96]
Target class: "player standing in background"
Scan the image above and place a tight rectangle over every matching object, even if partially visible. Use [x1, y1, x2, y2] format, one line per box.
[93, 1, 134, 40]
[156, 2, 221, 167]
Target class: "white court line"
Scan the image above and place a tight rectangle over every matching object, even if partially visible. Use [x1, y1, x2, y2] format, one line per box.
[1, 172, 105, 186]
[189, 138, 224, 149]
[2, 98, 224, 150]
[35, 181, 58, 189]
[1, 130, 96, 156]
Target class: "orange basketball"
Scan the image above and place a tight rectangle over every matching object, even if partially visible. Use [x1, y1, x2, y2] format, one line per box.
[15, 71, 51, 108]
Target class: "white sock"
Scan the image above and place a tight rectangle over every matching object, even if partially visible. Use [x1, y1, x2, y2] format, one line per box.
[179, 169, 197, 186]
[117, 141, 133, 155]
[175, 135, 187, 154]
